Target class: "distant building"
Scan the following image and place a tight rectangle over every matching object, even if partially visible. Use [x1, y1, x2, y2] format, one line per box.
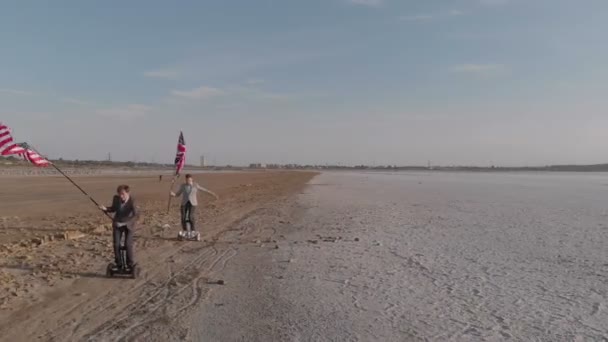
[249, 163, 266, 169]
[200, 155, 206, 167]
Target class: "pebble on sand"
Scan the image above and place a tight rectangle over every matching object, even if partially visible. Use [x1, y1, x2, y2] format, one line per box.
[31, 237, 44, 246]
[63, 231, 86, 241]
[93, 225, 110, 235]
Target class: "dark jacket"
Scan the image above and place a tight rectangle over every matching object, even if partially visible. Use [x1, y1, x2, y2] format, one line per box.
[105, 195, 139, 229]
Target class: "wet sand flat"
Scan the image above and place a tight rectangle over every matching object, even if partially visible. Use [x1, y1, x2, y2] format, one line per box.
[192, 171, 608, 341]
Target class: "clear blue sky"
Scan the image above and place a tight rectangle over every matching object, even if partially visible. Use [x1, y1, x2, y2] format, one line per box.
[2, 0, 607, 166]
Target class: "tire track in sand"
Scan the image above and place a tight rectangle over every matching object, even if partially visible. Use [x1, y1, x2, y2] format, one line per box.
[79, 247, 227, 340]
[96, 248, 239, 341]
[42, 203, 268, 341]
[41, 245, 218, 342]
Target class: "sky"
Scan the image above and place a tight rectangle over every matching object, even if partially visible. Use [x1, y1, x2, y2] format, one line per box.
[1, 0, 608, 166]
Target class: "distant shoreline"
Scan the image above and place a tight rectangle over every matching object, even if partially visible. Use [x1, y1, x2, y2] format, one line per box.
[3, 166, 608, 177]
[4, 157, 608, 173]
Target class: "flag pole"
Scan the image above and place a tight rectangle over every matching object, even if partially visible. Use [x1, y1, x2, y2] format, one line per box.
[28, 144, 113, 220]
[167, 173, 179, 213]
[167, 131, 186, 213]
[50, 163, 113, 220]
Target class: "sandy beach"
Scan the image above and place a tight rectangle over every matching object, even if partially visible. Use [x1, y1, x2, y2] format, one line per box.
[2, 170, 608, 341]
[0, 171, 315, 341]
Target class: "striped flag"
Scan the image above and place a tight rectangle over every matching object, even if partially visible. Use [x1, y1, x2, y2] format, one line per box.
[0, 123, 22, 156]
[20, 143, 51, 167]
[174, 131, 186, 175]
[9, 143, 51, 167]
[3, 144, 26, 155]
[0, 123, 50, 167]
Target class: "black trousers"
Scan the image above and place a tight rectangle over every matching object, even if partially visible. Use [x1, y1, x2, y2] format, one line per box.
[180, 201, 197, 231]
[113, 225, 134, 266]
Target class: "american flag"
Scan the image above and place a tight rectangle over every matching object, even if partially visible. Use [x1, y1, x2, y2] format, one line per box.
[20, 143, 51, 167]
[174, 131, 186, 175]
[0, 123, 23, 156]
[0, 123, 51, 167]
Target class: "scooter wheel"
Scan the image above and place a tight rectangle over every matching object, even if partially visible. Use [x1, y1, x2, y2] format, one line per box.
[106, 264, 114, 278]
[131, 265, 139, 279]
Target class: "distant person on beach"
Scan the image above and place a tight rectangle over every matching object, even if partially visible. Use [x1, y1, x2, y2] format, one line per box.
[99, 185, 139, 268]
[170, 174, 219, 235]
[159, 175, 163, 182]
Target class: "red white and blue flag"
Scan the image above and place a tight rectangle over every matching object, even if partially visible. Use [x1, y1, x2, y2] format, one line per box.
[0, 123, 23, 156]
[0, 123, 51, 167]
[20, 143, 51, 167]
[174, 131, 186, 175]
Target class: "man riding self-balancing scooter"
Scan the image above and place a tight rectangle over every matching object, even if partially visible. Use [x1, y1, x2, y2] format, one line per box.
[170, 174, 219, 242]
[100, 184, 140, 279]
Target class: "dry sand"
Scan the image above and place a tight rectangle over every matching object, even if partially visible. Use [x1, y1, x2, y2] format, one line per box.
[0, 171, 315, 341]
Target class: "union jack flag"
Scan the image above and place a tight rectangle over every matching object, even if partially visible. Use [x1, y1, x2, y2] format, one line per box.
[0, 123, 51, 167]
[174, 131, 186, 175]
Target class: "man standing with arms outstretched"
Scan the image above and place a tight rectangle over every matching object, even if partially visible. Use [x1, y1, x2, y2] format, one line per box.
[170, 174, 219, 236]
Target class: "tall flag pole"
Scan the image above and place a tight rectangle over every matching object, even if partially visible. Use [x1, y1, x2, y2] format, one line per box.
[31, 143, 112, 220]
[0, 122, 111, 219]
[167, 131, 186, 213]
